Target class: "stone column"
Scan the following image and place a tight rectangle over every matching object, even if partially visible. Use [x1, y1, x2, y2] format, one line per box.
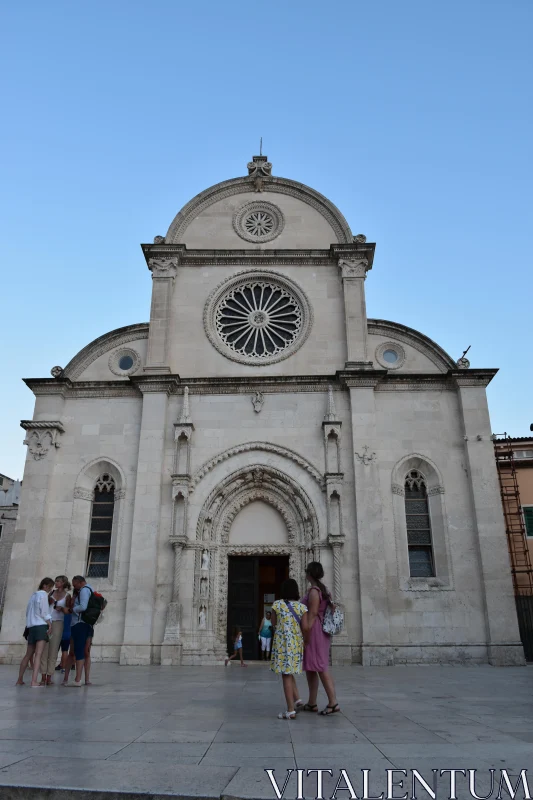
[329, 539, 344, 604]
[338, 258, 372, 369]
[144, 256, 179, 374]
[120, 376, 176, 665]
[162, 537, 187, 665]
[345, 374, 394, 665]
[456, 372, 524, 666]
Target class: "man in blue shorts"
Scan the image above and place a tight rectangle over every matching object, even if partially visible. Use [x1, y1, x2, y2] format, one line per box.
[62, 575, 94, 687]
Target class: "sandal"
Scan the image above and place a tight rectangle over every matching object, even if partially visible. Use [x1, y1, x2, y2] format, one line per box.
[278, 710, 296, 720]
[320, 703, 340, 716]
[302, 703, 318, 712]
[294, 699, 304, 712]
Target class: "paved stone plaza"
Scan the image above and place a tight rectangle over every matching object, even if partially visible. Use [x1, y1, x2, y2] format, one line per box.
[0, 664, 532, 798]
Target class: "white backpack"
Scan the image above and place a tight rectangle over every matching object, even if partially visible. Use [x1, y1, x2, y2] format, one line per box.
[322, 601, 344, 636]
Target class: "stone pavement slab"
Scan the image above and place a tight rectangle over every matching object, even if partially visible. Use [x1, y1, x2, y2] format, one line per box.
[0, 663, 533, 798]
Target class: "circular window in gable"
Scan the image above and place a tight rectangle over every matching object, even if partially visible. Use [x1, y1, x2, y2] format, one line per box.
[204, 270, 313, 365]
[109, 348, 141, 377]
[233, 201, 285, 244]
[375, 342, 406, 370]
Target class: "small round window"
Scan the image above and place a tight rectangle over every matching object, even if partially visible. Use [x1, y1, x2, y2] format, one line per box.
[375, 342, 406, 370]
[383, 349, 398, 364]
[119, 355, 134, 371]
[109, 348, 141, 376]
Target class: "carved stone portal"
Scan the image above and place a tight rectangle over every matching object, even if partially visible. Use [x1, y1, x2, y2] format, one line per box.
[182, 462, 323, 660]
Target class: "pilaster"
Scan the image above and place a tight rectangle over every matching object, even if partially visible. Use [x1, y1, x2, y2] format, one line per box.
[336, 249, 372, 370]
[455, 372, 525, 666]
[343, 373, 394, 665]
[0, 411, 65, 657]
[144, 252, 180, 374]
[120, 376, 178, 666]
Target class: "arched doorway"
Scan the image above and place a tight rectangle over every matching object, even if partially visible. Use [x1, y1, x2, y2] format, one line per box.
[190, 463, 320, 662]
[227, 501, 290, 659]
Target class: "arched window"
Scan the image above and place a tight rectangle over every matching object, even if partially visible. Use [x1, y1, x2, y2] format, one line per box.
[87, 474, 115, 578]
[404, 470, 435, 578]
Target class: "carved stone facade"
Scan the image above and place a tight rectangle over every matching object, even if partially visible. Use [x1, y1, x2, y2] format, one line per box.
[0, 154, 524, 668]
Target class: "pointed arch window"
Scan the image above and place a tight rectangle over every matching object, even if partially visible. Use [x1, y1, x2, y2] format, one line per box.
[404, 470, 435, 578]
[87, 474, 115, 578]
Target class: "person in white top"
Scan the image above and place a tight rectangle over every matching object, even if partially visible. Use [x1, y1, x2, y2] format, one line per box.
[16, 577, 54, 688]
[39, 575, 72, 686]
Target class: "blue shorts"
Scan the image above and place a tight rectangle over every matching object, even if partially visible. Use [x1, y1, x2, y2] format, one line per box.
[71, 622, 94, 661]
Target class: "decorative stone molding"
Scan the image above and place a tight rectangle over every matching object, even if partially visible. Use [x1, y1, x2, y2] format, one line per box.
[251, 391, 264, 413]
[427, 485, 445, 496]
[338, 258, 369, 279]
[453, 371, 497, 388]
[63, 323, 149, 380]
[323, 385, 340, 423]
[203, 269, 313, 366]
[130, 376, 179, 395]
[353, 234, 367, 243]
[456, 357, 470, 369]
[148, 256, 179, 278]
[165, 175, 353, 244]
[247, 155, 272, 178]
[340, 375, 383, 389]
[114, 488, 126, 500]
[375, 342, 406, 371]
[153, 235, 165, 244]
[191, 441, 324, 489]
[73, 487, 93, 501]
[354, 445, 376, 466]
[232, 201, 285, 244]
[50, 366, 63, 378]
[367, 320, 455, 372]
[21, 420, 65, 461]
[391, 483, 405, 497]
[323, 423, 342, 442]
[108, 348, 141, 377]
[375, 380, 453, 392]
[172, 476, 190, 501]
[217, 545, 302, 639]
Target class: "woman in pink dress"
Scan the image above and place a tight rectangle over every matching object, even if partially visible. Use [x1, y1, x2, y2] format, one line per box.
[301, 561, 340, 715]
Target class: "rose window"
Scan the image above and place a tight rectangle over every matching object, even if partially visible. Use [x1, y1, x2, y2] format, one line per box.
[244, 211, 275, 238]
[215, 282, 303, 359]
[232, 201, 284, 243]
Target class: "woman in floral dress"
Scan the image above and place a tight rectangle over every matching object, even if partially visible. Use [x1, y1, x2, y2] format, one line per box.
[270, 578, 308, 719]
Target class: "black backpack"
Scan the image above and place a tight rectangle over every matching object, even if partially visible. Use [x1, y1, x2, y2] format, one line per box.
[81, 588, 107, 626]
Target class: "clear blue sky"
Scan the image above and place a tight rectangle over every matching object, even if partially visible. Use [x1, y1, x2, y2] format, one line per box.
[1, 0, 531, 479]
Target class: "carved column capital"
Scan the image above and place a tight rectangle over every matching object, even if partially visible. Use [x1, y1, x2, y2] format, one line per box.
[338, 257, 369, 279]
[148, 256, 179, 278]
[169, 536, 187, 551]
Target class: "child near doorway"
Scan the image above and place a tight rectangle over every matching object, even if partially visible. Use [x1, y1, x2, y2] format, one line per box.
[225, 626, 247, 667]
[258, 610, 273, 660]
[270, 579, 308, 719]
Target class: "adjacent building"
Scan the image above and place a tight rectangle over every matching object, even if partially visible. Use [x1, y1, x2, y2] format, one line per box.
[0, 155, 524, 666]
[0, 474, 21, 619]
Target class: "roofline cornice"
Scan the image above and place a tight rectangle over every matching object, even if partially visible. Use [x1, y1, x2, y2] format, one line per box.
[21, 370, 498, 398]
[164, 175, 354, 245]
[140, 242, 375, 269]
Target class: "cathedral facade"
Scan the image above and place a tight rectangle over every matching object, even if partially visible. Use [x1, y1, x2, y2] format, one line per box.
[0, 156, 524, 666]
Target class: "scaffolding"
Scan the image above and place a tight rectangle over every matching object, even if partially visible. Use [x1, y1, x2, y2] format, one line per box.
[494, 434, 533, 660]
